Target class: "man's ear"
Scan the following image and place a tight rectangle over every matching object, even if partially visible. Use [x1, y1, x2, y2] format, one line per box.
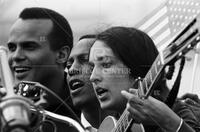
[56, 46, 70, 64]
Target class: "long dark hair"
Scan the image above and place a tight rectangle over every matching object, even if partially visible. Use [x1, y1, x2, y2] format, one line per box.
[96, 26, 158, 78]
[96, 26, 168, 100]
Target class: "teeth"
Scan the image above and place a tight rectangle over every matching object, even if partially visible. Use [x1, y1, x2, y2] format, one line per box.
[97, 89, 103, 93]
[72, 82, 80, 87]
[15, 67, 30, 72]
[15, 68, 29, 70]
[70, 80, 84, 90]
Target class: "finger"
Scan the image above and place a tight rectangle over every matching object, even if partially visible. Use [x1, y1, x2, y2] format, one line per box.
[126, 103, 142, 123]
[129, 97, 144, 106]
[122, 90, 144, 106]
[147, 96, 157, 102]
[121, 90, 135, 100]
[128, 88, 138, 96]
[147, 96, 163, 106]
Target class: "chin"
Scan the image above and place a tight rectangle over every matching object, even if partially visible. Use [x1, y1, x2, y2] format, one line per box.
[15, 76, 33, 82]
[100, 100, 113, 111]
[102, 98, 123, 112]
[72, 98, 84, 108]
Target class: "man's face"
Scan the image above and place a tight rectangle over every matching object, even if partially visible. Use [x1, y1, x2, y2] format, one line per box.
[67, 38, 97, 108]
[7, 19, 58, 86]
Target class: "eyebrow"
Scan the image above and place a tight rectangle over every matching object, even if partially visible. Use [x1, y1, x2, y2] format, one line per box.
[71, 53, 88, 58]
[20, 41, 38, 45]
[78, 53, 89, 60]
[95, 55, 113, 62]
[7, 42, 15, 46]
[69, 53, 89, 61]
[7, 41, 38, 46]
[79, 53, 89, 56]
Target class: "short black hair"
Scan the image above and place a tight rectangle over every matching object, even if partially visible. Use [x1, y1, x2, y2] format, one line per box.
[19, 7, 73, 51]
[79, 34, 96, 41]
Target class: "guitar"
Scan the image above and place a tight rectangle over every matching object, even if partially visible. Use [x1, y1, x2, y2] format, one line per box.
[98, 15, 200, 132]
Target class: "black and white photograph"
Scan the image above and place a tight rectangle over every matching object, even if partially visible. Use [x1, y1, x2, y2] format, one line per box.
[0, 0, 199, 132]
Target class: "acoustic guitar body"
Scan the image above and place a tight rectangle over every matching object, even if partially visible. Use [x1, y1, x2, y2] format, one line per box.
[98, 116, 144, 132]
[98, 116, 116, 132]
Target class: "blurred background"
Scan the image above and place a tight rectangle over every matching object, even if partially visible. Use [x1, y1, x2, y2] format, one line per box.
[0, 0, 199, 97]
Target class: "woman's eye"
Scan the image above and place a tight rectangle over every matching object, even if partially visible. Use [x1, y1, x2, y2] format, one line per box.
[102, 63, 112, 68]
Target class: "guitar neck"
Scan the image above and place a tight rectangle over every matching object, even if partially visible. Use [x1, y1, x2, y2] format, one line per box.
[140, 55, 165, 98]
[139, 16, 200, 98]
[113, 109, 132, 132]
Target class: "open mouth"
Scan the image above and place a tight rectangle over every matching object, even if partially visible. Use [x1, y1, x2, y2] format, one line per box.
[95, 87, 108, 97]
[13, 66, 32, 73]
[69, 79, 84, 90]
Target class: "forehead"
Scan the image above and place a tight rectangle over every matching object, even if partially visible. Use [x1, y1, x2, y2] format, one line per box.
[70, 38, 95, 57]
[90, 40, 115, 61]
[9, 19, 53, 42]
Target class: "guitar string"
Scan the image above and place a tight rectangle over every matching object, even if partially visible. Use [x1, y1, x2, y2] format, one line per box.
[112, 109, 129, 132]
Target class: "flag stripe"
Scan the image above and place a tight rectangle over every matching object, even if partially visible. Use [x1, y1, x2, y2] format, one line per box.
[139, 6, 168, 31]
[151, 24, 169, 40]
[156, 33, 172, 48]
[148, 17, 169, 37]
[154, 29, 171, 45]
[145, 13, 168, 34]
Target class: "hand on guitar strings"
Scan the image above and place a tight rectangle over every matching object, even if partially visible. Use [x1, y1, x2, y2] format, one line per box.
[121, 88, 182, 131]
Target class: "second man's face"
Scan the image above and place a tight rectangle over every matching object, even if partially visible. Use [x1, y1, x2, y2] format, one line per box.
[67, 38, 98, 108]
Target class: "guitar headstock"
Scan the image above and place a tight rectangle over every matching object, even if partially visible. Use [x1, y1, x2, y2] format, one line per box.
[161, 14, 200, 65]
[138, 14, 200, 98]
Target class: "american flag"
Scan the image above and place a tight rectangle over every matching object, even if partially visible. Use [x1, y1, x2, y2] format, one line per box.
[135, 0, 200, 51]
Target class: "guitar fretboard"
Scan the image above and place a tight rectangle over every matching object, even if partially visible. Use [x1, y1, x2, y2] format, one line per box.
[113, 109, 131, 132]
[141, 55, 164, 97]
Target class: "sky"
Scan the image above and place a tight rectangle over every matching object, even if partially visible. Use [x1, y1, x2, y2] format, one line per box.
[0, 0, 164, 42]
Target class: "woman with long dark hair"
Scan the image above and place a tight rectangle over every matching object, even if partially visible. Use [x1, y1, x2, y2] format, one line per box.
[89, 26, 200, 132]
